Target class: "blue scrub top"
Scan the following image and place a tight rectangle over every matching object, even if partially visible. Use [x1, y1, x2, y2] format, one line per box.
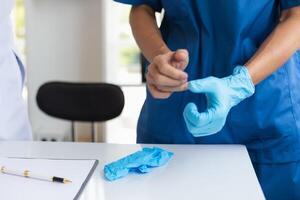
[115, 0, 300, 164]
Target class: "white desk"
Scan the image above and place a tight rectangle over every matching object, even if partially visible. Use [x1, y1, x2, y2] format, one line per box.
[0, 142, 265, 200]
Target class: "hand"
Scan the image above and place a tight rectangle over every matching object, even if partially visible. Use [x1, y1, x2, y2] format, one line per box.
[146, 49, 189, 99]
[183, 66, 255, 137]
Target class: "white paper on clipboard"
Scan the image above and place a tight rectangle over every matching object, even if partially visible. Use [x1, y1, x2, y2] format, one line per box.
[0, 157, 98, 200]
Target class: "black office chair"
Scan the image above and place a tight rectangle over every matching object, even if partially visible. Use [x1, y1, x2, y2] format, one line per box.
[36, 82, 125, 142]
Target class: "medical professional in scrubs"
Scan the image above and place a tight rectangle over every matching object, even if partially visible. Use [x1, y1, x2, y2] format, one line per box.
[0, 0, 32, 140]
[115, 0, 300, 199]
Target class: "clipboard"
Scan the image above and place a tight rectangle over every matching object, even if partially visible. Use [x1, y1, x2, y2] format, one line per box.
[0, 157, 98, 200]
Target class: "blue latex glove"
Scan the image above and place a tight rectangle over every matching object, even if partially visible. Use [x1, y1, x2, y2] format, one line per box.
[183, 66, 255, 137]
[104, 147, 174, 181]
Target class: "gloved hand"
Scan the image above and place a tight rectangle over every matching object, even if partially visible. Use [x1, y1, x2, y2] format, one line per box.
[183, 66, 255, 137]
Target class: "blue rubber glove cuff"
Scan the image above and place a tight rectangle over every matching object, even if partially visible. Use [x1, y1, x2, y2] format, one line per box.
[230, 65, 255, 105]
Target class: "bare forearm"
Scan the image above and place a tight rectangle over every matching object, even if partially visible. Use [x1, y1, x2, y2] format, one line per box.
[246, 7, 300, 85]
[130, 5, 189, 99]
[130, 5, 170, 62]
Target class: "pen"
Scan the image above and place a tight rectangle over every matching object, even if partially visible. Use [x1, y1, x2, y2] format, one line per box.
[0, 166, 72, 184]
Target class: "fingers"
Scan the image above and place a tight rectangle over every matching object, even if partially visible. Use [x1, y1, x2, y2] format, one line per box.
[183, 102, 227, 137]
[146, 50, 189, 98]
[146, 72, 187, 98]
[147, 64, 184, 87]
[147, 83, 171, 99]
[172, 49, 189, 70]
[153, 55, 188, 81]
[183, 103, 213, 127]
[188, 125, 221, 137]
[156, 82, 188, 92]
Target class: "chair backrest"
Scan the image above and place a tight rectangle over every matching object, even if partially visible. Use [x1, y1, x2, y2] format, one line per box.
[36, 82, 125, 122]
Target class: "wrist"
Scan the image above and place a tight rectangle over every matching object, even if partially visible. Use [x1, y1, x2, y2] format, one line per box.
[244, 61, 261, 85]
[158, 44, 171, 55]
[148, 45, 171, 63]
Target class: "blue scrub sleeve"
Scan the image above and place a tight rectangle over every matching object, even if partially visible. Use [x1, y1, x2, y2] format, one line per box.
[280, 0, 300, 10]
[113, 0, 162, 12]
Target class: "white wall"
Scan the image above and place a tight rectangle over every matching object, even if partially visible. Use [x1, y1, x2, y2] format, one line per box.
[25, 0, 107, 140]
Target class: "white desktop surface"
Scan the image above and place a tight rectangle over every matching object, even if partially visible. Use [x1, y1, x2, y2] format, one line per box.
[0, 142, 265, 200]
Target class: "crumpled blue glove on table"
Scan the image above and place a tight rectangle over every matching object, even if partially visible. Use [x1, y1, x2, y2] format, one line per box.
[183, 66, 255, 137]
[104, 147, 174, 181]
